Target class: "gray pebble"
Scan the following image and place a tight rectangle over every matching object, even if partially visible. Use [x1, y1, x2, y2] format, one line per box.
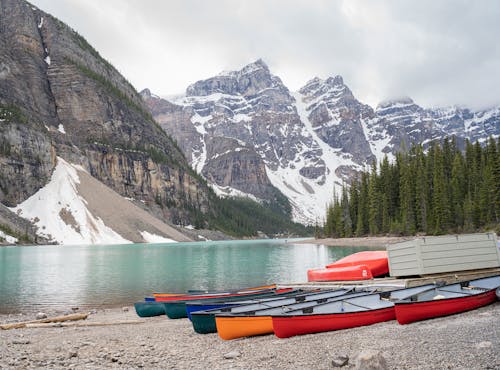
[332, 355, 349, 367]
[352, 350, 387, 370]
[35, 312, 47, 320]
[223, 351, 241, 359]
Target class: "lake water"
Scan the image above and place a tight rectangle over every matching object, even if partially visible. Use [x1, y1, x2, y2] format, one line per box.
[0, 239, 377, 313]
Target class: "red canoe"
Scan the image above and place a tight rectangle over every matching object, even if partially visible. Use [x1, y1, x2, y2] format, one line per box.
[272, 293, 395, 338]
[153, 284, 278, 302]
[394, 275, 500, 324]
[307, 264, 373, 281]
[326, 251, 388, 277]
[308, 251, 388, 282]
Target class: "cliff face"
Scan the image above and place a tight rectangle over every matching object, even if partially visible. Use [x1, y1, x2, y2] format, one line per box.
[0, 0, 211, 229]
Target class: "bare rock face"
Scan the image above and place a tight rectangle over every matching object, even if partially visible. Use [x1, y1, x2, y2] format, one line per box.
[299, 76, 375, 164]
[0, 0, 212, 228]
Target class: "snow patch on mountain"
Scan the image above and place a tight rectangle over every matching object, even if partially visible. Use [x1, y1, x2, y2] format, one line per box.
[265, 92, 362, 224]
[10, 157, 132, 245]
[210, 183, 259, 202]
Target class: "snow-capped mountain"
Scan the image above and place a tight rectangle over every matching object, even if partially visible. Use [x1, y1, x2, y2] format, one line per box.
[142, 60, 500, 225]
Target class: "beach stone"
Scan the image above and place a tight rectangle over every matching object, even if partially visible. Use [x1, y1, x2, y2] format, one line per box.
[223, 351, 241, 359]
[122, 307, 129, 312]
[35, 312, 47, 319]
[332, 355, 349, 367]
[352, 350, 387, 370]
[68, 351, 78, 359]
[475, 341, 492, 349]
[71, 307, 79, 312]
[89, 309, 98, 315]
[12, 339, 31, 345]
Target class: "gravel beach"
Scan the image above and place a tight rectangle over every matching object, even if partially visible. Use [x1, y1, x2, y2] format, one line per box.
[1, 302, 498, 369]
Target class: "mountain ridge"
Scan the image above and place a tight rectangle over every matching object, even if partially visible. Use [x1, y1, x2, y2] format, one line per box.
[143, 59, 500, 224]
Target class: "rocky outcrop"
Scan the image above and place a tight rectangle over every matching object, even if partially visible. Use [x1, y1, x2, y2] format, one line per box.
[299, 76, 374, 163]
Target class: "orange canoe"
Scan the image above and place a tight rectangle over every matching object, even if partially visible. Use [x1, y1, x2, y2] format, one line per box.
[216, 316, 273, 340]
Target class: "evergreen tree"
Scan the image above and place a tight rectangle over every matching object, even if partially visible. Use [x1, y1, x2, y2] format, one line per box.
[356, 172, 369, 236]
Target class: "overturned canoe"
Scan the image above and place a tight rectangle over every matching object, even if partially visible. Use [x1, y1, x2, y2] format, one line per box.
[325, 251, 388, 277]
[308, 251, 389, 282]
[191, 288, 362, 335]
[394, 275, 500, 325]
[308, 264, 373, 281]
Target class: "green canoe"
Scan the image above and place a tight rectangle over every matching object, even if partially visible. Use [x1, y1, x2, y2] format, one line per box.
[134, 301, 166, 317]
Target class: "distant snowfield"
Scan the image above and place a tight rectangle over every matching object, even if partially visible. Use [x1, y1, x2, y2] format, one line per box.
[11, 157, 132, 245]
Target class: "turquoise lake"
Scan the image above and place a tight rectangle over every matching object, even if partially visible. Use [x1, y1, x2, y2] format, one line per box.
[0, 239, 377, 313]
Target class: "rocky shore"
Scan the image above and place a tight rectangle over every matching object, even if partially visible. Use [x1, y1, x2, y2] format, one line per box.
[1, 302, 498, 369]
[298, 236, 416, 248]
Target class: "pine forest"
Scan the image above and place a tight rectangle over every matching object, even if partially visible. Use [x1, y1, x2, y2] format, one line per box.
[322, 137, 500, 238]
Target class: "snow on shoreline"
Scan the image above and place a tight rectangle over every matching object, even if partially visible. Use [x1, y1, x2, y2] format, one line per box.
[140, 231, 177, 244]
[10, 157, 132, 246]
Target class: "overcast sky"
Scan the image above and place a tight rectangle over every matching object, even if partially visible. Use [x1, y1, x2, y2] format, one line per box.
[31, 0, 500, 110]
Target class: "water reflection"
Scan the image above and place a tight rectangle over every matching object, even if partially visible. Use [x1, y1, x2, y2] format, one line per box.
[0, 240, 378, 313]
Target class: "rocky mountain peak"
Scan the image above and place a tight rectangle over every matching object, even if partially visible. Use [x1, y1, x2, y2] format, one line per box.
[139, 88, 152, 98]
[299, 75, 352, 102]
[182, 59, 294, 113]
[325, 75, 344, 87]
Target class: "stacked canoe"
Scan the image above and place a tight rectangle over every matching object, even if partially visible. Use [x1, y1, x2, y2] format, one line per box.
[134, 275, 500, 340]
[307, 251, 389, 281]
[134, 284, 291, 318]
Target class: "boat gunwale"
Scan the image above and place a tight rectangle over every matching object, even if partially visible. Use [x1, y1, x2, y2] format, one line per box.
[394, 287, 496, 305]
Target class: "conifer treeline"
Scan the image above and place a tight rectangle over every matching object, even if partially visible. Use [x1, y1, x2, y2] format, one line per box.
[323, 137, 500, 237]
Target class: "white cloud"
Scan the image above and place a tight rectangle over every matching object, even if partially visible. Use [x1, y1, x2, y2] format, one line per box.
[31, 0, 500, 109]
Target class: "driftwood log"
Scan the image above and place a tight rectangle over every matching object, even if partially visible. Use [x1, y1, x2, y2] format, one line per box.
[25, 320, 144, 328]
[0, 313, 88, 330]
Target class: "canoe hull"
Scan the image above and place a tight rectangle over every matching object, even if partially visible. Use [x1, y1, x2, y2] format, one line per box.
[216, 316, 273, 340]
[134, 302, 165, 317]
[272, 307, 395, 339]
[325, 251, 388, 277]
[308, 264, 372, 282]
[191, 313, 218, 334]
[395, 289, 497, 324]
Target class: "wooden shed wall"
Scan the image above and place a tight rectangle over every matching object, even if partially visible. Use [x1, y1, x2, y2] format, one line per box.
[387, 233, 500, 277]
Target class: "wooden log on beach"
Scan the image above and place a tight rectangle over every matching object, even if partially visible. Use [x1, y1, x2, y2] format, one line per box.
[25, 320, 145, 328]
[0, 313, 88, 330]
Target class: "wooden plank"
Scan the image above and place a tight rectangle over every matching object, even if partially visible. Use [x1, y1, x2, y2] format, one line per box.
[421, 249, 499, 260]
[422, 254, 499, 268]
[421, 261, 500, 274]
[420, 242, 497, 253]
